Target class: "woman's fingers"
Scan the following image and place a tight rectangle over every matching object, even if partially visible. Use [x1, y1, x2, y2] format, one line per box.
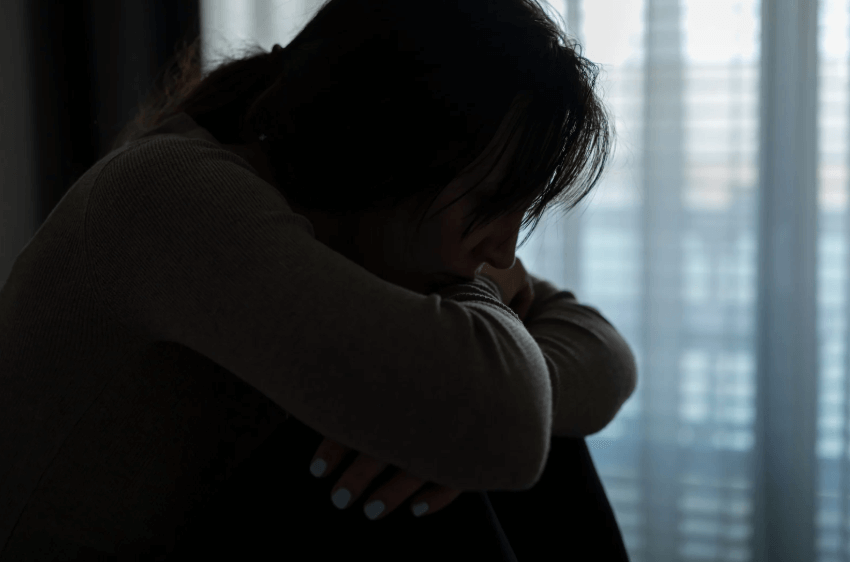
[310, 437, 464, 520]
[509, 281, 535, 321]
[401, 482, 465, 518]
[342, 462, 465, 521]
[310, 437, 352, 478]
[360, 472, 465, 520]
[328, 451, 392, 510]
[357, 468, 429, 520]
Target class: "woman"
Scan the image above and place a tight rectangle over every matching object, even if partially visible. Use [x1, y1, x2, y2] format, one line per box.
[0, 0, 633, 559]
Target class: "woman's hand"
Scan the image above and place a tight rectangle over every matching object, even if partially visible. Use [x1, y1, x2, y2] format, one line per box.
[508, 272, 535, 321]
[479, 257, 535, 321]
[310, 437, 463, 520]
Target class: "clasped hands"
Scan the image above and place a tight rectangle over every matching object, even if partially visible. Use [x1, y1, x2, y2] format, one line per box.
[309, 274, 535, 521]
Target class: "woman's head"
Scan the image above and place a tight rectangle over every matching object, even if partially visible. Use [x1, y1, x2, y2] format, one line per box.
[274, 96, 535, 295]
[110, 0, 615, 293]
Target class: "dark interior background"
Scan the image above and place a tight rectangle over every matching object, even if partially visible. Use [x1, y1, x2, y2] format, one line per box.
[1, 1, 199, 290]
[28, 0, 200, 227]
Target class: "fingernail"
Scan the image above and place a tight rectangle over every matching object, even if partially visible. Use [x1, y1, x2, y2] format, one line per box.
[412, 502, 429, 517]
[310, 458, 327, 477]
[364, 500, 385, 520]
[332, 488, 351, 509]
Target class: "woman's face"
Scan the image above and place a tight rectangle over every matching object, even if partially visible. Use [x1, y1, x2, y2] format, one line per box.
[289, 118, 529, 296]
[227, 111, 529, 296]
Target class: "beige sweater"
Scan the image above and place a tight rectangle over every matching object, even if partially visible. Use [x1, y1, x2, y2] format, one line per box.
[0, 112, 636, 553]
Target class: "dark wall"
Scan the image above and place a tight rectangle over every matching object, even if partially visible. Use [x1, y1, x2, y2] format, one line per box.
[25, 0, 200, 226]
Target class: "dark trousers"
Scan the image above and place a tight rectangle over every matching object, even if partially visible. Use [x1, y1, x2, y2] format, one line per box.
[1, 415, 629, 561]
[168, 416, 630, 561]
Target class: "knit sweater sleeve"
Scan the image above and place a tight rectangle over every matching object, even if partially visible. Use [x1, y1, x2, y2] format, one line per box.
[86, 136, 552, 491]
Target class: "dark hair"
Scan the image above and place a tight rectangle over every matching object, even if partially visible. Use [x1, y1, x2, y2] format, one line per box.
[110, 0, 615, 250]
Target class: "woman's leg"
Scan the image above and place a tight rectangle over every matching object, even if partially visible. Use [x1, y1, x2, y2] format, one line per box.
[487, 436, 631, 561]
[169, 415, 519, 561]
[169, 418, 629, 561]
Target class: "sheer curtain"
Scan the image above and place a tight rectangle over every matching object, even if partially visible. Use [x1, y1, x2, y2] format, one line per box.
[202, 0, 848, 560]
